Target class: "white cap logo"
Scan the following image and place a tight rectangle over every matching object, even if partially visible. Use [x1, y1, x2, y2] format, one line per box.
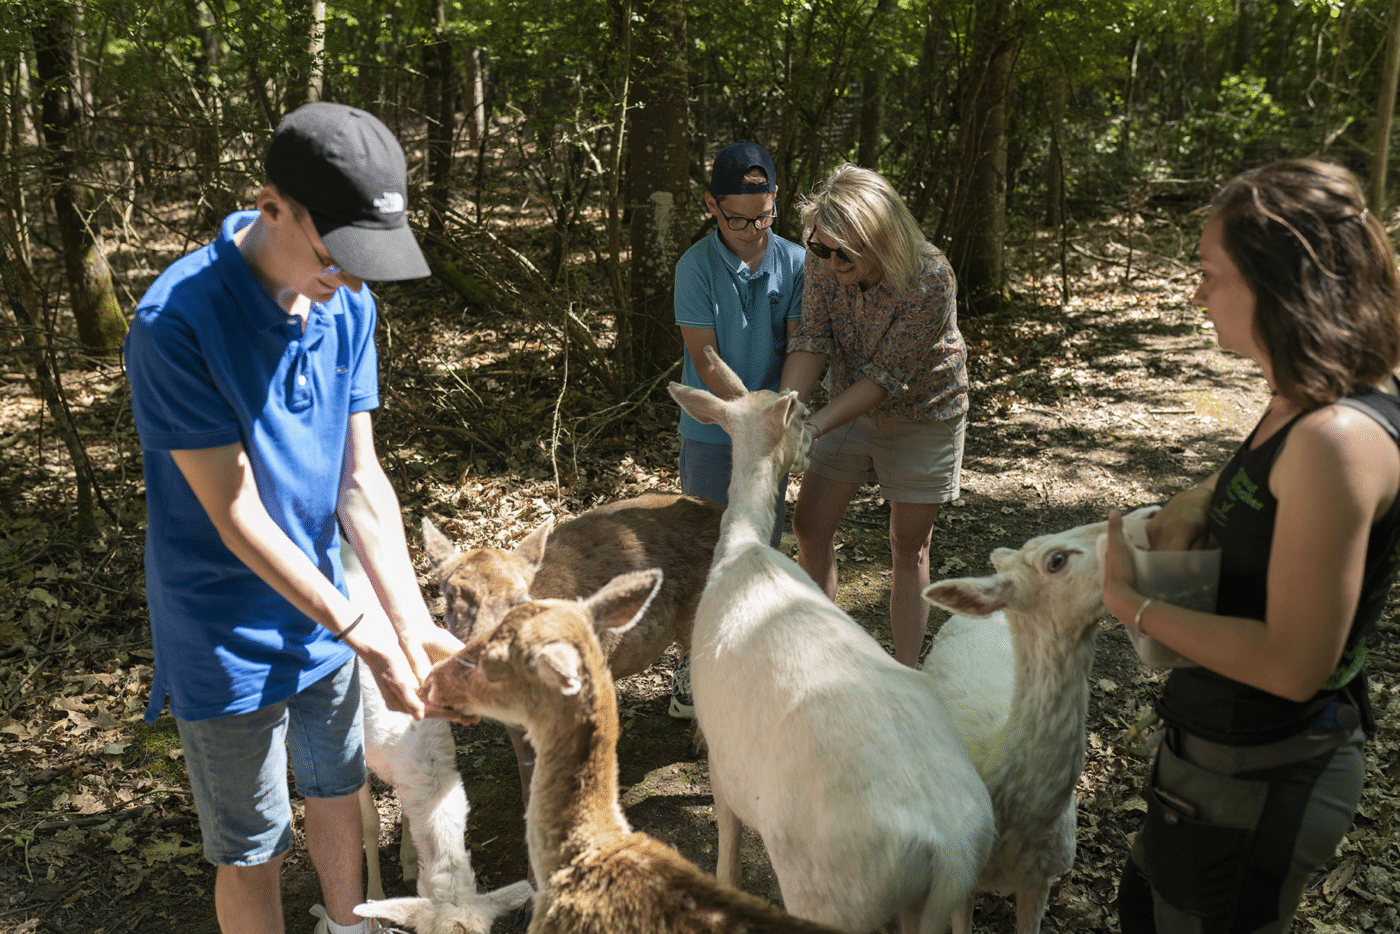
[374, 191, 405, 214]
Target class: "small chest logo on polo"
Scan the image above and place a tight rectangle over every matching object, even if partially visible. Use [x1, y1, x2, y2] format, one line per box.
[1210, 466, 1263, 525]
[374, 191, 405, 214]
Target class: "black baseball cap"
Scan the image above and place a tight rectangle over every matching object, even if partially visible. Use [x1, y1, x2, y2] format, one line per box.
[266, 102, 431, 281]
[709, 141, 778, 197]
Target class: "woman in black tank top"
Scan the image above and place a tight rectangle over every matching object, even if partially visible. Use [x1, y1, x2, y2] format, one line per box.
[1100, 160, 1400, 934]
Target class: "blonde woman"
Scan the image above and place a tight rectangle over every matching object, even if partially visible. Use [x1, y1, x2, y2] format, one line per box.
[781, 164, 967, 667]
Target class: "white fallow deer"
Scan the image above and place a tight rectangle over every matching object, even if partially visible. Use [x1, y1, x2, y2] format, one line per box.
[668, 347, 996, 934]
[921, 507, 1159, 934]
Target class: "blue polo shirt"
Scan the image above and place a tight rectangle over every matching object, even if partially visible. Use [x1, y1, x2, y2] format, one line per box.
[126, 211, 378, 722]
[674, 229, 805, 445]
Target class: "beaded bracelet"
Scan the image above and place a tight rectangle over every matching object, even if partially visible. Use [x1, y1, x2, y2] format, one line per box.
[333, 613, 365, 643]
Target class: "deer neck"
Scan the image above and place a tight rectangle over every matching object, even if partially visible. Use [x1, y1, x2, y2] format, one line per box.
[717, 435, 788, 555]
[523, 675, 630, 887]
[988, 619, 1098, 826]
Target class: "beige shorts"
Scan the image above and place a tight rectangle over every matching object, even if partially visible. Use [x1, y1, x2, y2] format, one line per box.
[806, 411, 966, 504]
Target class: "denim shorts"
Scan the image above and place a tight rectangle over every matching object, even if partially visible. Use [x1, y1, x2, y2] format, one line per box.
[679, 435, 788, 547]
[806, 411, 965, 504]
[176, 657, 366, 866]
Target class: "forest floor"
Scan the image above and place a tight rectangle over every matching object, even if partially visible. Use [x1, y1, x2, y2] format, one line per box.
[0, 218, 1397, 934]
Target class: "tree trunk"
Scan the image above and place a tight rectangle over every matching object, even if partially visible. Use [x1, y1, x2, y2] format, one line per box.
[3, 56, 36, 268]
[604, 0, 631, 310]
[1262, 0, 1296, 99]
[186, 0, 226, 228]
[616, 0, 688, 383]
[32, 0, 127, 353]
[0, 221, 98, 538]
[1229, 0, 1257, 74]
[308, 0, 324, 101]
[943, 0, 1019, 314]
[1119, 36, 1140, 162]
[1045, 76, 1066, 229]
[1320, 1, 1354, 153]
[423, 0, 455, 234]
[856, 0, 897, 168]
[1371, 0, 1400, 213]
[283, 0, 325, 109]
[462, 46, 485, 150]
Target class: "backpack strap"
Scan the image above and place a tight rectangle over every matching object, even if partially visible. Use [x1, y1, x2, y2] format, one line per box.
[1337, 388, 1400, 446]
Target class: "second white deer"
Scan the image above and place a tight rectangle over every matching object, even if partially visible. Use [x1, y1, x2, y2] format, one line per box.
[921, 506, 1158, 934]
[669, 347, 996, 934]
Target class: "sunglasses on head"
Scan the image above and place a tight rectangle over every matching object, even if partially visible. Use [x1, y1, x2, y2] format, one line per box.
[805, 236, 854, 265]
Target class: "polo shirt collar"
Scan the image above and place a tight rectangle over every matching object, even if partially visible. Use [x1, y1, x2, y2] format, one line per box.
[213, 211, 347, 331]
[712, 228, 774, 279]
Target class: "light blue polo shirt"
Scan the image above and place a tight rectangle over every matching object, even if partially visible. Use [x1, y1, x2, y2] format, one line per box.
[673, 229, 805, 444]
[126, 211, 378, 722]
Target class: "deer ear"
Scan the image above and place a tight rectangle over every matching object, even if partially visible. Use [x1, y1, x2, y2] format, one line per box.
[782, 391, 804, 425]
[584, 569, 663, 638]
[353, 896, 431, 927]
[422, 518, 457, 569]
[669, 381, 727, 426]
[703, 345, 747, 399]
[922, 576, 1012, 618]
[532, 642, 584, 696]
[513, 519, 553, 569]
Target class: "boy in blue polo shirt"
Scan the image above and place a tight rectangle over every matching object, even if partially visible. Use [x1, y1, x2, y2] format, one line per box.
[669, 141, 805, 717]
[125, 102, 462, 934]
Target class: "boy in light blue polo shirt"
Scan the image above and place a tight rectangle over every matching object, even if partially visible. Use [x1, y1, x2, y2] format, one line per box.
[670, 140, 805, 717]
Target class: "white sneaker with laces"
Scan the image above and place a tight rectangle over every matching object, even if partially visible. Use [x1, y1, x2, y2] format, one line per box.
[309, 903, 410, 934]
[669, 657, 695, 720]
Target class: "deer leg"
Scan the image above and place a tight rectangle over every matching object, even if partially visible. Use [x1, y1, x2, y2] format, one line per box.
[358, 783, 385, 901]
[712, 774, 743, 888]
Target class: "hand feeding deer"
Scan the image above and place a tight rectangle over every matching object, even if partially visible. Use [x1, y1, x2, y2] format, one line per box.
[668, 347, 996, 934]
[920, 507, 1159, 934]
[419, 568, 845, 934]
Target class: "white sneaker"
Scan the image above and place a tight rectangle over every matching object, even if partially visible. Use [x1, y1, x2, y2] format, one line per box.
[668, 657, 695, 720]
[310, 903, 409, 934]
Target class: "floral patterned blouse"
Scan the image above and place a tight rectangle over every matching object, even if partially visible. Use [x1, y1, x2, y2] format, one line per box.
[789, 244, 967, 423]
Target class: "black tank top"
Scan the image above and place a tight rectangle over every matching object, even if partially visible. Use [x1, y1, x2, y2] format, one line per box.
[1157, 386, 1400, 744]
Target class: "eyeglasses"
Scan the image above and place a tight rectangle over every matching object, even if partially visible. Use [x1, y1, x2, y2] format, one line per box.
[715, 201, 777, 231]
[296, 213, 341, 277]
[806, 236, 854, 265]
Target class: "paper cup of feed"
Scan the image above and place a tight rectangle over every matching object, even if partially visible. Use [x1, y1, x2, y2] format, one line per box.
[1126, 539, 1219, 669]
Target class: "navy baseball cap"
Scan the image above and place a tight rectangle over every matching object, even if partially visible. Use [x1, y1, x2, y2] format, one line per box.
[266, 102, 431, 281]
[709, 141, 778, 197]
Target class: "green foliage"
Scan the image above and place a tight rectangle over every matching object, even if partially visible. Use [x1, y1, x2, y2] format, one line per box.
[1176, 75, 1289, 176]
[3, 0, 1397, 319]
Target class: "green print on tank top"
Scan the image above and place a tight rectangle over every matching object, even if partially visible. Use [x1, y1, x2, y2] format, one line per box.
[1209, 466, 1264, 527]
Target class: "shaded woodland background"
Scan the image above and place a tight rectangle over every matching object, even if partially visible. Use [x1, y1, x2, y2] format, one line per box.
[2, 1, 1400, 931]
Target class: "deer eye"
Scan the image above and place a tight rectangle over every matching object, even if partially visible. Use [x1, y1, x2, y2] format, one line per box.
[482, 645, 512, 682]
[1046, 550, 1070, 573]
